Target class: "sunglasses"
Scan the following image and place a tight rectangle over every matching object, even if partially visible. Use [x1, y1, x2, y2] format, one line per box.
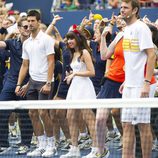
[22, 25, 29, 30]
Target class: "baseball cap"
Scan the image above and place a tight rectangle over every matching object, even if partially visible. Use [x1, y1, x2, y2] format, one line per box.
[7, 15, 16, 24]
[84, 26, 94, 39]
[20, 12, 27, 17]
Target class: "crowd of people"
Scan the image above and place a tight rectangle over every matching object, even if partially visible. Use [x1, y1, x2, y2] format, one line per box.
[0, 0, 158, 158]
[51, 0, 158, 11]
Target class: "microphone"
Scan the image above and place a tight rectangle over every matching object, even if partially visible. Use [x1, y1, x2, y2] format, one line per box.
[127, 12, 134, 19]
[127, 15, 131, 18]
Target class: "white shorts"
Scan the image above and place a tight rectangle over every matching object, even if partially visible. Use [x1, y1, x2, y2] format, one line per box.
[121, 87, 152, 125]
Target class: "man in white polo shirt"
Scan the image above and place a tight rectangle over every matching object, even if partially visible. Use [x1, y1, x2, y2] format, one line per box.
[15, 10, 56, 157]
[119, 0, 156, 158]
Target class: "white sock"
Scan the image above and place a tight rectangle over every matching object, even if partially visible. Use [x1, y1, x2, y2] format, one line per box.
[47, 136, 55, 148]
[79, 132, 87, 138]
[38, 135, 47, 149]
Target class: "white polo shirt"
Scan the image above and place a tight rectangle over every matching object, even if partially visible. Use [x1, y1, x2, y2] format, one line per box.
[123, 20, 154, 87]
[22, 30, 55, 82]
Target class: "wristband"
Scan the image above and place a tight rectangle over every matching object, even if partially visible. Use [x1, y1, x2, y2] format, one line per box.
[16, 84, 21, 87]
[144, 80, 151, 84]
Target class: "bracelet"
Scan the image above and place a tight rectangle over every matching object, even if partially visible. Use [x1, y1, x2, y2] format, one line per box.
[16, 84, 21, 87]
[144, 80, 151, 84]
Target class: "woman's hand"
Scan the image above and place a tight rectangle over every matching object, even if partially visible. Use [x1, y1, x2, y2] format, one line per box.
[119, 82, 125, 94]
[64, 72, 75, 85]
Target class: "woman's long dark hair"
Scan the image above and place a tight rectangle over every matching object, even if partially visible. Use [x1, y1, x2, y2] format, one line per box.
[66, 31, 93, 62]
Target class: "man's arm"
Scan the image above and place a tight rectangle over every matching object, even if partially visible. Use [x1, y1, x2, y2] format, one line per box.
[15, 59, 29, 95]
[145, 48, 156, 82]
[47, 54, 55, 83]
[40, 54, 55, 94]
[141, 48, 156, 98]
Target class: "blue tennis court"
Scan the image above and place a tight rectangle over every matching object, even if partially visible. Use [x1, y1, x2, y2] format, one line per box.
[1, 140, 158, 158]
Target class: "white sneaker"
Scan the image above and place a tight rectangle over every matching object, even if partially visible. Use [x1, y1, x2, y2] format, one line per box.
[60, 145, 81, 158]
[96, 149, 110, 158]
[79, 138, 92, 150]
[82, 147, 98, 158]
[27, 147, 45, 157]
[42, 147, 57, 157]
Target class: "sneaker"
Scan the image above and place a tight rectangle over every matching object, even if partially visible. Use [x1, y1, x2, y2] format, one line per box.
[42, 146, 57, 157]
[30, 134, 38, 148]
[78, 135, 90, 144]
[0, 147, 12, 155]
[97, 149, 110, 158]
[79, 138, 92, 150]
[27, 147, 45, 157]
[60, 137, 67, 144]
[11, 142, 20, 148]
[60, 140, 71, 151]
[152, 143, 158, 152]
[60, 145, 81, 158]
[82, 147, 98, 158]
[113, 137, 121, 143]
[105, 131, 120, 143]
[15, 145, 29, 155]
[9, 127, 18, 140]
[116, 144, 123, 151]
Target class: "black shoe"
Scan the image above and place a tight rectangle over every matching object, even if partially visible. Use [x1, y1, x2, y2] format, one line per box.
[0, 146, 12, 155]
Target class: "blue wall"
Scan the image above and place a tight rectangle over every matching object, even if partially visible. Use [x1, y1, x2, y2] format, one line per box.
[6, 0, 53, 24]
[54, 8, 158, 36]
[6, 0, 158, 36]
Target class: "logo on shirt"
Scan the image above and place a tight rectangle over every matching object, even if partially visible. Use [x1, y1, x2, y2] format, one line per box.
[123, 39, 140, 52]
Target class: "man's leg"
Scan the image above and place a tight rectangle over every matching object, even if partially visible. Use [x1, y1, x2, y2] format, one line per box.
[139, 123, 153, 158]
[26, 81, 46, 152]
[135, 125, 142, 158]
[96, 108, 109, 154]
[122, 123, 135, 158]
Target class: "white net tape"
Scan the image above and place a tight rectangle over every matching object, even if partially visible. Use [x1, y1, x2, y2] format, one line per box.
[0, 98, 157, 109]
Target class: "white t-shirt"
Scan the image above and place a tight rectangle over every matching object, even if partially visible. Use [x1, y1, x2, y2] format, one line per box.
[22, 30, 55, 82]
[123, 20, 154, 87]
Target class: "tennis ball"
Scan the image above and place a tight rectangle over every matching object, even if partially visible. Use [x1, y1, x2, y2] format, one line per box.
[93, 14, 103, 20]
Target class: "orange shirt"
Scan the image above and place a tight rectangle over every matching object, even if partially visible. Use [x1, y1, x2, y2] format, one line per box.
[107, 38, 156, 84]
[107, 38, 125, 83]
